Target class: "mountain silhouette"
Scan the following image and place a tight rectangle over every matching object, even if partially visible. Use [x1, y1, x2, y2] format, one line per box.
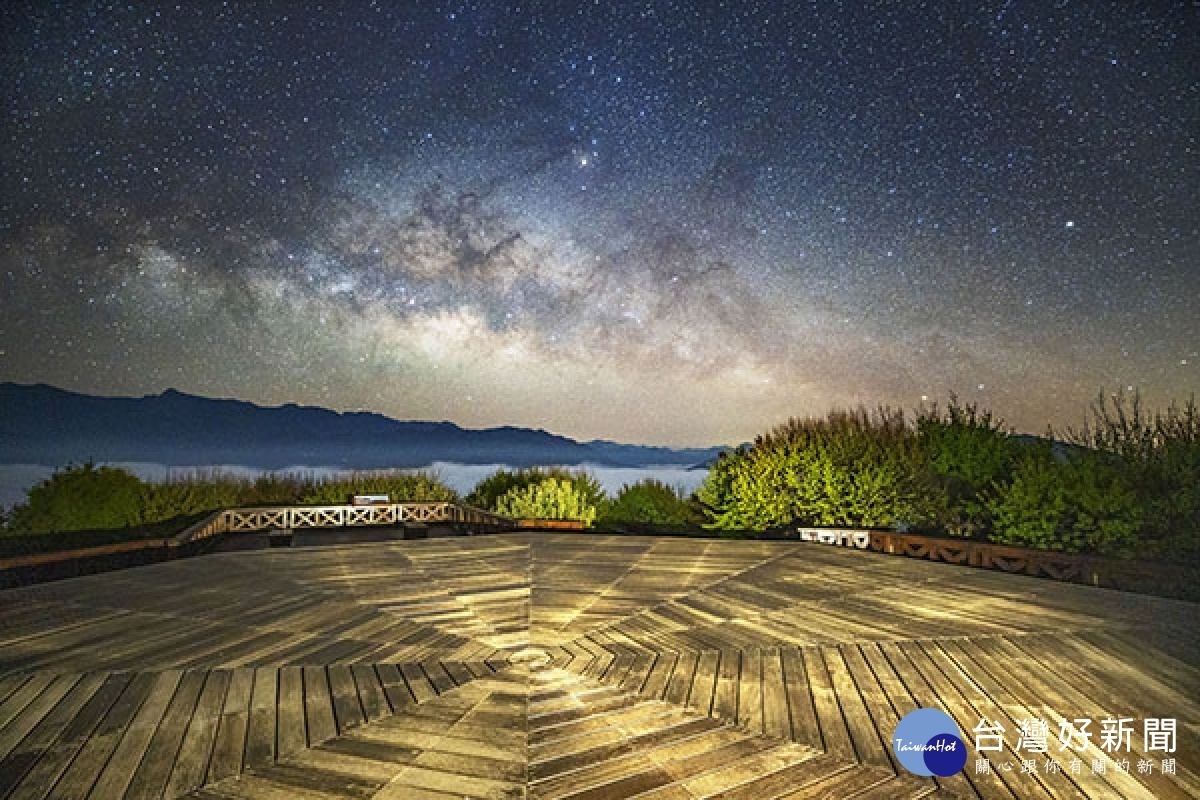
[0, 383, 725, 469]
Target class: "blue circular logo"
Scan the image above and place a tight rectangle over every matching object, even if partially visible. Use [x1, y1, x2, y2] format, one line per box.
[893, 709, 968, 777]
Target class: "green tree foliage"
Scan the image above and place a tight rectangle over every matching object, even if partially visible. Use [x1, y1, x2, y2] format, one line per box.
[1066, 391, 1200, 559]
[242, 473, 319, 505]
[298, 472, 456, 505]
[8, 392, 1195, 562]
[697, 408, 933, 531]
[464, 469, 532, 509]
[140, 472, 248, 521]
[138, 469, 319, 517]
[566, 471, 607, 518]
[495, 477, 598, 525]
[467, 468, 607, 515]
[697, 395, 1184, 557]
[601, 480, 700, 526]
[6, 463, 145, 533]
[3, 467, 456, 535]
[915, 397, 1019, 538]
[694, 449, 741, 526]
[988, 444, 1141, 554]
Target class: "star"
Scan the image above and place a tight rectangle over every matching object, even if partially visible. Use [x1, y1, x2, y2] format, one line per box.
[0, 1, 1193, 444]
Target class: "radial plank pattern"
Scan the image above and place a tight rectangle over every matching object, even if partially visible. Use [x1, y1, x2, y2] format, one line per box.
[0, 533, 1195, 798]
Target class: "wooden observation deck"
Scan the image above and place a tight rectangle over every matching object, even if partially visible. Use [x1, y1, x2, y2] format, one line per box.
[0, 533, 1195, 798]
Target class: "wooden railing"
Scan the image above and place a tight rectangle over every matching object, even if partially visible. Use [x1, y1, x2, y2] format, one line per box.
[782, 526, 1196, 599]
[865, 530, 1104, 581]
[0, 503, 514, 586]
[788, 526, 1102, 579]
[174, 502, 515, 545]
[6, 512, 1191, 600]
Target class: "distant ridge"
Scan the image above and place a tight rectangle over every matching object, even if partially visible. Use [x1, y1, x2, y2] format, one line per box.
[0, 383, 727, 469]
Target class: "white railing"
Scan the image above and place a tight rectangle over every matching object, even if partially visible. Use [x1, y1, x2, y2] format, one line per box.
[792, 527, 873, 549]
[174, 503, 514, 545]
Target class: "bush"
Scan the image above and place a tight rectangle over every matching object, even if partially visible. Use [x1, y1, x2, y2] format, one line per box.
[2, 466, 458, 535]
[916, 398, 1020, 538]
[495, 477, 598, 525]
[465, 468, 541, 510]
[1066, 391, 1199, 559]
[601, 480, 701, 526]
[298, 472, 457, 505]
[988, 445, 1141, 554]
[140, 473, 247, 521]
[6, 463, 146, 534]
[697, 408, 934, 531]
[467, 468, 607, 515]
[242, 473, 319, 505]
[694, 449, 741, 527]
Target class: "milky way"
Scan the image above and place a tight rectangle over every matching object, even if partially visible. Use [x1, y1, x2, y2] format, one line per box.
[1, 1, 1196, 445]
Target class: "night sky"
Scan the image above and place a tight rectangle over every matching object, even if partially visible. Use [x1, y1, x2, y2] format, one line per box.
[1, 1, 1196, 446]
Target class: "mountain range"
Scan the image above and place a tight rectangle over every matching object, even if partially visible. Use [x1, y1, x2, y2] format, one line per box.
[0, 383, 726, 469]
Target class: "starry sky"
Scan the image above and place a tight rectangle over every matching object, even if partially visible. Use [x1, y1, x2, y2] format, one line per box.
[1, 1, 1196, 446]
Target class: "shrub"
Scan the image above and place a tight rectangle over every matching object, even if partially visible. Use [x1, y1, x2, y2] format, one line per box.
[495, 477, 598, 525]
[298, 471, 456, 505]
[467, 467, 607, 515]
[6, 463, 146, 534]
[1066, 391, 1199, 559]
[2, 467, 457, 535]
[988, 445, 1141, 554]
[242, 473, 319, 505]
[602, 480, 701, 526]
[697, 408, 933, 531]
[465, 468, 540, 510]
[140, 473, 247, 521]
[916, 397, 1020, 538]
[694, 449, 741, 526]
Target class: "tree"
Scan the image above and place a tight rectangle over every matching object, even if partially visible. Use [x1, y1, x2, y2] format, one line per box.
[468, 468, 607, 516]
[495, 477, 598, 526]
[1066, 391, 1199, 559]
[465, 468, 539, 510]
[298, 471, 457, 505]
[6, 463, 146, 533]
[988, 445, 1140, 554]
[697, 407, 934, 531]
[602, 480, 700, 526]
[916, 397, 1019, 538]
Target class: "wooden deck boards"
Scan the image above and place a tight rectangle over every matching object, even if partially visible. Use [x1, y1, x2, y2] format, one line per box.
[0, 533, 1194, 798]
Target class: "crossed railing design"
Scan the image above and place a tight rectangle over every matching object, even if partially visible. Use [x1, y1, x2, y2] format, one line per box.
[175, 502, 515, 544]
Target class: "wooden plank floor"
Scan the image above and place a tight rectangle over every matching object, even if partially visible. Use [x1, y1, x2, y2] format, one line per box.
[0, 534, 1195, 798]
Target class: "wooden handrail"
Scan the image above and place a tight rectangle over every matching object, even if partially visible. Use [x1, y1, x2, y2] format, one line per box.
[7, 514, 1191, 602]
[785, 526, 1195, 599]
[172, 502, 516, 545]
[1, 504, 515, 581]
